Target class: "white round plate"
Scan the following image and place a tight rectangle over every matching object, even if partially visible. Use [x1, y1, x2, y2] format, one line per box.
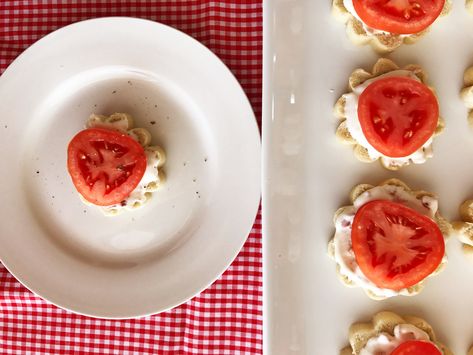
[0, 18, 260, 318]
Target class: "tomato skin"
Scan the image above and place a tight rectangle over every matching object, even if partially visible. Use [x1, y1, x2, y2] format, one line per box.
[67, 128, 147, 206]
[352, 0, 445, 35]
[357, 76, 439, 158]
[351, 200, 445, 290]
[392, 340, 442, 355]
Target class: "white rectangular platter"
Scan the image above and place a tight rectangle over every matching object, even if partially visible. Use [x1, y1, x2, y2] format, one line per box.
[263, 1, 473, 354]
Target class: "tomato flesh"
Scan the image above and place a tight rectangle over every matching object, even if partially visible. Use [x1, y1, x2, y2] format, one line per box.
[351, 200, 444, 290]
[67, 128, 147, 206]
[352, 0, 445, 34]
[392, 340, 442, 355]
[358, 76, 438, 158]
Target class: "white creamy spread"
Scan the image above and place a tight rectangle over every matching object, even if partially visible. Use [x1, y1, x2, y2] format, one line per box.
[360, 324, 436, 355]
[343, 70, 434, 168]
[342, 0, 409, 37]
[333, 184, 442, 298]
[87, 115, 162, 215]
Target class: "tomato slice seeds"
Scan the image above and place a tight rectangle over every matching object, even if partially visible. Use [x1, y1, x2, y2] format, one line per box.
[358, 76, 439, 158]
[351, 200, 444, 290]
[67, 128, 147, 206]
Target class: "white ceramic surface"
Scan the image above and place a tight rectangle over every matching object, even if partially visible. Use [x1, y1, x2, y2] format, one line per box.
[0, 17, 261, 318]
[263, 1, 473, 354]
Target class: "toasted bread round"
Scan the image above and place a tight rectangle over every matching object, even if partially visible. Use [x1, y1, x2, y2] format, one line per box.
[335, 58, 443, 170]
[85, 113, 166, 216]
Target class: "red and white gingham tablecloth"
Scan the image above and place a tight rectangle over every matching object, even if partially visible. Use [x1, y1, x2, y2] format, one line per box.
[0, 1, 262, 354]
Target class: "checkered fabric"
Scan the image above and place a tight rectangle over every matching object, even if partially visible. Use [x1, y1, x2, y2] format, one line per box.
[0, 1, 262, 354]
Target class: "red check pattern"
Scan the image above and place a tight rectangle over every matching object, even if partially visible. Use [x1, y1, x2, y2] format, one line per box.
[0, 1, 262, 354]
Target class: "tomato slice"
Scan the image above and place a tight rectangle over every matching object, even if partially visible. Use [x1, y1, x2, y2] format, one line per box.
[352, 0, 445, 34]
[67, 128, 147, 206]
[357, 76, 438, 158]
[351, 200, 444, 290]
[392, 340, 442, 355]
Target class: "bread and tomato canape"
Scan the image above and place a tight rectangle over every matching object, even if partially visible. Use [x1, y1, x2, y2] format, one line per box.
[67, 113, 165, 215]
[328, 179, 452, 300]
[332, 0, 451, 53]
[340, 311, 452, 355]
[335, 58, 444, 170]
